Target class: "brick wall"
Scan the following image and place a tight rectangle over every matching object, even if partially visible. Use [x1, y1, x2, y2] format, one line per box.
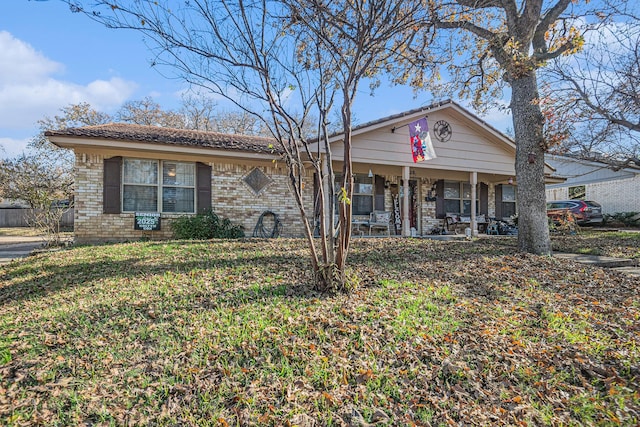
[586, 175, 640, 213]
[73, 153, 312, 243]
[546, 175, 640, 214]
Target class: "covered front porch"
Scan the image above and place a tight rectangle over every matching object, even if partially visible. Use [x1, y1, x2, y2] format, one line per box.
[310, 100, 559, 239]
[331, 164, 517, 238]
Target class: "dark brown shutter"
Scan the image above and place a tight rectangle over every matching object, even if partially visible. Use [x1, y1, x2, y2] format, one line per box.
[103, 156, 122, 214]
[196, 162, 212, 213]
[435, 179, 445, 219]
[495, 184, 503, 219]
[374, 175, 385, 211]
[480, 182, 488, 215]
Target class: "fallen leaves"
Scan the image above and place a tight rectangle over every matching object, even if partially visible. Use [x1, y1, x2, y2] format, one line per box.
[0, 237, 639, 425]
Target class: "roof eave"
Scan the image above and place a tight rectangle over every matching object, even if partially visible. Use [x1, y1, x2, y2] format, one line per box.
[47, 135, 280, 160]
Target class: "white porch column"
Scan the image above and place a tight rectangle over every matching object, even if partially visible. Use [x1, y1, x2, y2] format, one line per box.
[470, 171, 478, 237]
[402, 166, 410, 237]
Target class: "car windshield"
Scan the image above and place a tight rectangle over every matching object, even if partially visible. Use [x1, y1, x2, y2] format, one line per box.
[585, 201, 601, 208]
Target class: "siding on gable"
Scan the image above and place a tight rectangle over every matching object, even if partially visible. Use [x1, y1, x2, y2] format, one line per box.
[330, 111, 516, 176]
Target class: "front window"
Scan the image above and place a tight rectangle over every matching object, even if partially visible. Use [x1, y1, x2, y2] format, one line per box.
[352, 175, 373, 215]
[501, 184, 517, 218]
[444, 181, 478, 214]
[334, 174, 374, 215]
[123, 159, 195, 213]
[162, 162, 195, 212]
[568, 185, 585, 200]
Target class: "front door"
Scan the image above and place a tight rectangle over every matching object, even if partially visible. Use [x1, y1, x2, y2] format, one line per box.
[400, 179, 419, 234]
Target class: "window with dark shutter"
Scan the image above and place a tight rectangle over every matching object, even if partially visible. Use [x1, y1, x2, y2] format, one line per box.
[196, 162, 212, 213]
[103, 156, 122, 214]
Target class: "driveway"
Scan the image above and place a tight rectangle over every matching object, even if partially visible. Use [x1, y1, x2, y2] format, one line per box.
[0, 235, 46, 265]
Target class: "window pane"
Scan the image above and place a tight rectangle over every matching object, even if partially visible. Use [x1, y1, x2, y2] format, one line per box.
[163, 188, 194, 213]
[123, 159, 158, 184]
[502, 202, 516, 218]
[445, 199, 460, 213]
[354, 183, 373, 194]
[502, 185, 516, 202]
[568, 185, 585, 200]
[352, 195, 373, 215]
[353, 175, 373, 194]
[123, 185, 157, 212]
[462, 183, 471, 199]
[444, 181, 460, 199]
[462, 200, 480, 215]
[163, 162, 195, 186]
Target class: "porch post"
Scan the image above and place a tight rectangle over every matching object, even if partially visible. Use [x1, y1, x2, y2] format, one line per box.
[402, 166, 410, 237]
[470, 171, 478, 237]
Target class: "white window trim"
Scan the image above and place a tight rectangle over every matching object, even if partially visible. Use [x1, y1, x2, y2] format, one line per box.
[121, 158, 196, 214]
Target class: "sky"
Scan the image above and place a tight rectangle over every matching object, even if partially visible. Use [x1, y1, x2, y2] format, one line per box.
[0, 0, 513, 158]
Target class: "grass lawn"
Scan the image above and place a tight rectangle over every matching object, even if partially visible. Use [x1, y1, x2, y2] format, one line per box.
[0, 228, 45, 238]
[0, 228, 74, 240]
[0, 236, 638, 426]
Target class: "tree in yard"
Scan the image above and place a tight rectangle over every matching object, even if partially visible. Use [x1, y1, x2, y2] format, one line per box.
[31, 102, 112, 174]
[286, 0, 436, 284]
[540, 1, 640, 168]
[65, 0, 434, 291]
[0, 154, 73, 246]
[430, 0, 599, 255]
[0, 102, 112, 245]
[116, 96, 188, 127]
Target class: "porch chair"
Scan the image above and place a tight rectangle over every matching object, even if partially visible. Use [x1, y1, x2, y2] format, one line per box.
[369, 210, 391, 236]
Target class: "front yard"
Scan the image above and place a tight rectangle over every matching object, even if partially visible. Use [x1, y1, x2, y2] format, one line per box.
[1, 235, 638, 425]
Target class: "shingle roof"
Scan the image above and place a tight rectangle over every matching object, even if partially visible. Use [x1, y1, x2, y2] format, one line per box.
[45, 123, 280, 154]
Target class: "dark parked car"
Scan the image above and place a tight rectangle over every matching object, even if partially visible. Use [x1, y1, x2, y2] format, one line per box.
[546, 200, 603, 225]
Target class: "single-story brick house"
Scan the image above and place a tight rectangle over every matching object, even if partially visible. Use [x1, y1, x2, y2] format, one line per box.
[545, 154, 640, 214]
[46, 100, 560, 243]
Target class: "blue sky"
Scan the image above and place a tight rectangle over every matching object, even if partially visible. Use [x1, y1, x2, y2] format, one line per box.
[0, 0, 512, 158]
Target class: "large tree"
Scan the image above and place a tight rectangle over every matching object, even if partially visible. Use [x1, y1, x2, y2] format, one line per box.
[65, 0, 433, 291]
[541, 2, 640, 168]
[430, 0, 597, 255]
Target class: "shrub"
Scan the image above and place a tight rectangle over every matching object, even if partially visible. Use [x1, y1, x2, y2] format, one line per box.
[603, 212, 640, 227]
[549, 211, 580, 235]
[170, 209, 244, 239]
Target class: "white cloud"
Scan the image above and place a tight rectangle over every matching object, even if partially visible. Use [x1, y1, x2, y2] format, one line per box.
[0, 31, 62, 84]
[0, 31, 137, 130]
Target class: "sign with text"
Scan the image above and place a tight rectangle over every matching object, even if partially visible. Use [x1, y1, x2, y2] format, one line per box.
[134, 212, 161, 231]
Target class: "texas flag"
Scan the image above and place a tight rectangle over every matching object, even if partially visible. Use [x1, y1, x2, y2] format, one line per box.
[409, 117, 436, 163]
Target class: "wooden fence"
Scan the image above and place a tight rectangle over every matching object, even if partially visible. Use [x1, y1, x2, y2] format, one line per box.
[0, 208, 74, 228]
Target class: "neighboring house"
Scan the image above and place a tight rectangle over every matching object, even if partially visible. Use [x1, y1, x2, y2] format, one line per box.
[46, 100, 560, 243]
[545, 154, 640, 214]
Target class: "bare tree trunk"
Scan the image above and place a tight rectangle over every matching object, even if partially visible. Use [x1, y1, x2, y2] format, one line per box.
[510, 74, 552, 255]
[334, 97, 354, 289]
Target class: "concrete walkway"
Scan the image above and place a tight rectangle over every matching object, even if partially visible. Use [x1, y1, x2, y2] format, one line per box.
[0, 236, 46, 265]
[554, 252, 640, 277]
